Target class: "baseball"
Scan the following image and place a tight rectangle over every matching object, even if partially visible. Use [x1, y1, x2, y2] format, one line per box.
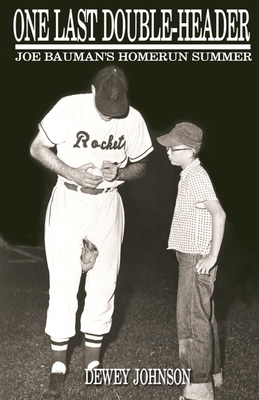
[87, 167, 103, 177]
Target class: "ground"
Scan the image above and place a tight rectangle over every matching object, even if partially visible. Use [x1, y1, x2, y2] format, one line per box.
[0, 221, 259, 400]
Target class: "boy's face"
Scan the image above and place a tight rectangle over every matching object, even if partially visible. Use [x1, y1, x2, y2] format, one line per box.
[166, 145, 194, 169]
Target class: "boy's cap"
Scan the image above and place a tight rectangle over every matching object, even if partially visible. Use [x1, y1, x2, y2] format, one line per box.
[94, 66, 128, 117]
[157, 122, 203, 149]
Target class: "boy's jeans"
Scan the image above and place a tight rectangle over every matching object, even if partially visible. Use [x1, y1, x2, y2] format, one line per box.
[176, 251, 221, 400]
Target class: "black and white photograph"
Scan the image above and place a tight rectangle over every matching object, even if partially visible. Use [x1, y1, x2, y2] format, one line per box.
[0, 1, 258, 399]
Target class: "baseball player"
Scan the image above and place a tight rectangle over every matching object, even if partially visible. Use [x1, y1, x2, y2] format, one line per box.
[30, 66, 153, 399]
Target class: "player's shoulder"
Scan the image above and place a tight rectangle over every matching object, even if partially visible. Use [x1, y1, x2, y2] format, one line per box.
[51, 93, 92, 115]
[56, 92, 90, 106]
[127, 105, 145, 123]
[128, 105, 142, 118]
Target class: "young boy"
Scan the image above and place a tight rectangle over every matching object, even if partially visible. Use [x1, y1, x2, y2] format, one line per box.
[157, 122, 226, 400]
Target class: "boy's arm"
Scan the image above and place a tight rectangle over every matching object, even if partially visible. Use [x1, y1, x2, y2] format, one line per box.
[195, 199, 226, 275]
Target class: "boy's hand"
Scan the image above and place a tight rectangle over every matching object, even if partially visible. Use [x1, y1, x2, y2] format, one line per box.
[195, 254, 217, 275]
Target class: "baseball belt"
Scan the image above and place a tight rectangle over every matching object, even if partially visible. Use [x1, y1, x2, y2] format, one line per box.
[64, 182, 115, 195]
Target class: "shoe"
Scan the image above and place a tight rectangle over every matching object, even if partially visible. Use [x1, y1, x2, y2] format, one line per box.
[84, 362, 102, 385]
[43, 373, 65, 400]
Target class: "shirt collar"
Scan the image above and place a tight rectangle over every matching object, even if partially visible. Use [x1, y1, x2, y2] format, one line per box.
[180, 158, 200, 179]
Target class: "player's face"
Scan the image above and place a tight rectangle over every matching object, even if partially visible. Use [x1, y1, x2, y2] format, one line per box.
[166, 146, 194, 169]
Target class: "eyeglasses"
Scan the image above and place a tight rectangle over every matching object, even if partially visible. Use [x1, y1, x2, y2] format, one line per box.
[166, 147, 191, 152]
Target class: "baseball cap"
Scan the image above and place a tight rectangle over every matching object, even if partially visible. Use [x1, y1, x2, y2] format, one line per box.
[157, 122, 203, 150]
[94, 66, 128, 117]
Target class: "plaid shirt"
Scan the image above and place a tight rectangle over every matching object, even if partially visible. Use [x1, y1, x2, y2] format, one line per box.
[168, 158, 218, 255]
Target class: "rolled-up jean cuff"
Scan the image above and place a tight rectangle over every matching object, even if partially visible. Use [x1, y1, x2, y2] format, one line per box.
[184, 381, 214, 400]
[213, 368, 223, 387]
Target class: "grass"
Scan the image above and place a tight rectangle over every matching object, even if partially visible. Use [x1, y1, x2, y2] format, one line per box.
[0, 220, 259, 400]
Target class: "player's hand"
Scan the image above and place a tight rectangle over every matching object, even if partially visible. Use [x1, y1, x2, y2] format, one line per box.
[101, 161, 118, 182]
[70, 163, 103, 188]
[195, 254, 217, 275]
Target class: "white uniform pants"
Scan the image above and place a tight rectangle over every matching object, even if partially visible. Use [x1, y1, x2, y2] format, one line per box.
[44, 181, 125, 338]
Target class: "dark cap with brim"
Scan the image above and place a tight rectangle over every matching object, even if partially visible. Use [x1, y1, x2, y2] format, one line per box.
[94, 66, 129, 117]
[157, 122, 203, 149]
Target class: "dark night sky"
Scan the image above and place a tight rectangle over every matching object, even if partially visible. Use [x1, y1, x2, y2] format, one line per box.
[1, 2, 258, 251]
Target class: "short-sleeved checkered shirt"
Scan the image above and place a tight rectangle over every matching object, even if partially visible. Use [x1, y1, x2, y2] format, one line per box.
[168, 158, 218, 255]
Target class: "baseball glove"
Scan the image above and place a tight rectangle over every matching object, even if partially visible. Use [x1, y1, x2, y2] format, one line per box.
[80, 236, 99, 273]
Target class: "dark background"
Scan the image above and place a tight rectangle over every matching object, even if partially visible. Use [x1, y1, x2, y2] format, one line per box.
[1, 2, 258, 265]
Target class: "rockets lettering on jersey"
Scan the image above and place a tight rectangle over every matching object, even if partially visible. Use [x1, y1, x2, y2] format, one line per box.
[73, 131, 126, 151]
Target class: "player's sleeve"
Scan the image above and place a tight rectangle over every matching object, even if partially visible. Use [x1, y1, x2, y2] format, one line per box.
[190, 171, 218, 209]
[38, 97, 72, 145]
[125, 108, 154, 162]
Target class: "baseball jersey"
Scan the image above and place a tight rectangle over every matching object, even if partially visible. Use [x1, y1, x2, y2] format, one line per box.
[39, 93, 153, 189]
[168, 159, 218, 255]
